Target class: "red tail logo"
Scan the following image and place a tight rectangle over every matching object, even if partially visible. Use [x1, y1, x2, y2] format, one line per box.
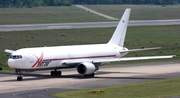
[32, 52, 44, 68]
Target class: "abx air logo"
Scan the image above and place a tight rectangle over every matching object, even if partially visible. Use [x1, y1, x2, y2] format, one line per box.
[32, 52, 51, 68]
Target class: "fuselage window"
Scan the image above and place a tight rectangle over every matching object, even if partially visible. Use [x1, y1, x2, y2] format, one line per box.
[10, 55, 22, 59]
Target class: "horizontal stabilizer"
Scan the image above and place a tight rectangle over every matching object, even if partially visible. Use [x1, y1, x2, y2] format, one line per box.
[4, 49, 15, 54]
[120, 47, 161, 53]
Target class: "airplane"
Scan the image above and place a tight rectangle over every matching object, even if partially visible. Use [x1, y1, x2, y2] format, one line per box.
[4, 8, 174, 81]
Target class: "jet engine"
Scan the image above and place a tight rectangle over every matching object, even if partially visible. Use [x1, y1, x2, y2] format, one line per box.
[77, 62, 96, 75]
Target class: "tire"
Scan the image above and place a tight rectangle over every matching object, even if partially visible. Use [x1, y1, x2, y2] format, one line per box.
[17, 76, 23, 81]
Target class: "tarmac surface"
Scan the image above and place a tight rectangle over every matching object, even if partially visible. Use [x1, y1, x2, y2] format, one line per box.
[1, 19, 180, 31]
[1, 62, 180, 98]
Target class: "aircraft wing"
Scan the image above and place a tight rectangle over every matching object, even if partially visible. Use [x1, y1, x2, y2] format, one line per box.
[120, 47, 161, 53]
[93, 55, 175, 63]
[61, 55, 174, 65]
[4, 49, 15, 54]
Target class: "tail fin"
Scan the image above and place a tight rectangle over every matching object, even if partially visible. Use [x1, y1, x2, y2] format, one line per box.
[107, 8, 131, 46]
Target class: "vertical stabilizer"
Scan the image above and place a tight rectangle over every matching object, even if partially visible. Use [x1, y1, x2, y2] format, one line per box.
[107, 8, 131, 46]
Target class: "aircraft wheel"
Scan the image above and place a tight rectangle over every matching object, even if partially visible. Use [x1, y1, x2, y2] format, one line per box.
[84, 73, 95, 78]
[51, 71, 61, 76]
[17, 76, 23, 81]
[51, 71, 55, 76]
[57, 71, 62, 76]
[16, 70, 23, 81]
[91, 73, 95, 77]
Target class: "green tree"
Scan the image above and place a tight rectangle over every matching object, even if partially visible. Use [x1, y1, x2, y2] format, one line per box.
[14, 0, 23, 8]
[0, 0, 13, 8]
[61, 0, 73, 6]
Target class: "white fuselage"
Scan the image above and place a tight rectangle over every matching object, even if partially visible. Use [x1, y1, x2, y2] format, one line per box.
[8, 44, 128, 70]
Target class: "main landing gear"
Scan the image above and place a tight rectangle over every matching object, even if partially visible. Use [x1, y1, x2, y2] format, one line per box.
[84, 73, 95, 78]
[50, 69, 62, 76]
[16, 70, 23, 81]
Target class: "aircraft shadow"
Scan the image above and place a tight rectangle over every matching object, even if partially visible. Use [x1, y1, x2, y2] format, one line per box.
[0, 71, 166, 82]
[96, 71, 148, 75]
[93, 76, 165, 80]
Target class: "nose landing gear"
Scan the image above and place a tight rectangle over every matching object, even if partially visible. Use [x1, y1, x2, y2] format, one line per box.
[16, 70, 23, 81]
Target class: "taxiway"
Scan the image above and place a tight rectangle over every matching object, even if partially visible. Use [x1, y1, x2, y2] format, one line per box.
[0, 19, 180, 31]
[0, 62, 180, 98]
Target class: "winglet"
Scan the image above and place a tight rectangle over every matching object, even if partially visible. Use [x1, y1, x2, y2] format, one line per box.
[4, 49, 15, 54]
[107, 8, 131, 46]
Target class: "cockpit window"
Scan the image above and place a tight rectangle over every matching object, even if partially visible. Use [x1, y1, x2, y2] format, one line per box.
[9, 55, 22, 59]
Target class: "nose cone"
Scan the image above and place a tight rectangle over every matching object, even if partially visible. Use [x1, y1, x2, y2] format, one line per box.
[8, 59, 15, 68]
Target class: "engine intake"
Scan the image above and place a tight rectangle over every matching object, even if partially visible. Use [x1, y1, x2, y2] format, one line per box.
[77, 62, 96, 75]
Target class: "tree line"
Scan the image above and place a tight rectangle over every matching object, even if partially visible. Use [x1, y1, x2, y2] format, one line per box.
[73, 0, 180, 5]
[0, 0, 180, 8]
[0, 0, 73, 8]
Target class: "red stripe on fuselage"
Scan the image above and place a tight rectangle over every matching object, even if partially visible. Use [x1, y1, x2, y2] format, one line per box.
[43, 54, 117, 61]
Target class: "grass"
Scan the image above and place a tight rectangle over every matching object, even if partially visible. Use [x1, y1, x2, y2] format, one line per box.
[52, 78, 180, 98]
[0, 6, 107, 25]
[85, 5, 180, 20]
[0, 25, 180, 72]
[0, 5, 180, 25]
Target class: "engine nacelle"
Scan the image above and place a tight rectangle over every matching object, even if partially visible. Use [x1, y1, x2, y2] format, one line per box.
[77, 62, 96, 75]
